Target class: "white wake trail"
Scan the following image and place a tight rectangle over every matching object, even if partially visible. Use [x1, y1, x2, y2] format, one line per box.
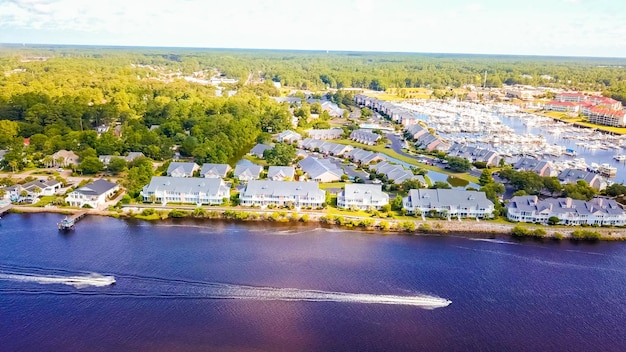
[0, 273, 116, 288]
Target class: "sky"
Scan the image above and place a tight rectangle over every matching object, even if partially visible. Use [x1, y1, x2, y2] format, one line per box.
[1, 0, 625, 57]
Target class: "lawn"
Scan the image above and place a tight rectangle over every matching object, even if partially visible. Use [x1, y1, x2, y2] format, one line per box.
[535, 110, 626, 135]
[334, 139, 479, 183]
[32, 196, 56, 207]
[319, 182, 346, 190]
[242, 155, 268, 166]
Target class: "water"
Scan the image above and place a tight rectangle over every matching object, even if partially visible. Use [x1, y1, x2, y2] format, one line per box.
[2, 214, 626, 351]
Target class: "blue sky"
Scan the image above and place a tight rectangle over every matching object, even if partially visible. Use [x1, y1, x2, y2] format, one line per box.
[1, 0, 625, 57]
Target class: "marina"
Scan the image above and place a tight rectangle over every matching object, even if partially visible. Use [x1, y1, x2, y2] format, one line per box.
[402, 100, 626, 184]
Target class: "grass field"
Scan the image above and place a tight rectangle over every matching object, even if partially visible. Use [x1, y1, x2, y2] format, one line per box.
[535, 110, 626, 135]
[333, 139, 479, 184]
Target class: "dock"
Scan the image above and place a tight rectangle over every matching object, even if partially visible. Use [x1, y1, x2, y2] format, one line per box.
[57, 211, 88, 231]
[0, 203, 13, 218]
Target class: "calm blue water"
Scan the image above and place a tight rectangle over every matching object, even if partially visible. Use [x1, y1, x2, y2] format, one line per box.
[2, 214, 626, 351]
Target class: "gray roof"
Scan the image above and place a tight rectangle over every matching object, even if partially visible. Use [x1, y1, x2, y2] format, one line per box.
[250, 144, 273, 157]
[341, 184, 389, 202]
[514, 157, 548, 173]
[21, 178, 62, 190]
[557, 168, 599, 185]
[74, 179, 118, 196]
[234, 163, 263, 179]
[298, 156, 344, 180]
[370, 161, 419, 184]
[200, 163, 231, 178]
[242, 180, 324, 198]
[267, 166, 295, 180]
[345, 148, 386, 164]
[306, 128, 343, 140]
[273, 97, 302, 104]
[406, 189, 493, 209]
[0, 150, 7, 160]
[167, 162, 199, 176]
[350, 129, 380, 144]
[447, 143, 500, 165]
[508, 195, 624, 217]
[143, 176, 228, 197]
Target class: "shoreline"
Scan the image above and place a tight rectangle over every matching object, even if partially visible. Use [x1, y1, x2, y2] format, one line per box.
[7, 205, 626, 241]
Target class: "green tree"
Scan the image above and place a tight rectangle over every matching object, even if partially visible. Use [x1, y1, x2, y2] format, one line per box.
[0, 120, 20, 148]
[107, 157, 127, 174]
[391, 195, 403, 211]
[431, 181, 452, 189]
[263, 143, 296, 166]
[79, 156, 104, 174]
[446, 156, 471, 172]
[478, 169, 494, 186]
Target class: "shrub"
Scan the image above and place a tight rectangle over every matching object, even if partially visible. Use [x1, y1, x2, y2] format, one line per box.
[571, 229, 601, 241]
[168, 209, 188, 218]
[418, 223, 432, 232]
[400, 221, 416, 232]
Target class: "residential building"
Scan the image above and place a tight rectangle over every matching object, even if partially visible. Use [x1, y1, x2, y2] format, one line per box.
[249, 144, 273, 158]
[65, 179, 119, 208]
[404, 124, 428, 140]
[277, 130, 302, 144]
[234, 163, 263, 181]
[513, 157, 555, 177]
[350, 129, 380, 145]
[344, 149, 386, 165]
[369, 161, 421, 184]
[267, 166, 295, 181]
[99, 152, 145, 166]
[587, 108, 626, 127]
[403, 189, 494, 219]
[167, 162, 200, 177]
[239, 180, 325, 208]
[447, 143, 501, 166]
[52, 150, 79, 167]
[298, 139, 352, 156]
[141, 176, 229, 205]
[306, 128, 343, 140]
[337, 184, 389, 210]
[543, 101, 580, 113]
[507, 195, 626, 226]
[3, 178, 63, 202]
[298, 156, 344, 182]
[557, 168, 607, 191]
[200, 163, 232, 179]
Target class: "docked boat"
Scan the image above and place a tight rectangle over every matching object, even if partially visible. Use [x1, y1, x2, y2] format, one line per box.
[614, 154, 626, 162]
[598, 164, 617, 178]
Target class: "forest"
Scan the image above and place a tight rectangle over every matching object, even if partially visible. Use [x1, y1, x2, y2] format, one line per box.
[2, 45, 626, 177]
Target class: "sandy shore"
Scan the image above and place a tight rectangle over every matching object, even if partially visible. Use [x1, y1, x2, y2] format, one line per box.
[8, 205, 626, 241]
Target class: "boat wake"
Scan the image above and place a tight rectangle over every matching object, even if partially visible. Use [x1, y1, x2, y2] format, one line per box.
[0, 265, 450, 309]
[0, 272, 115, 289]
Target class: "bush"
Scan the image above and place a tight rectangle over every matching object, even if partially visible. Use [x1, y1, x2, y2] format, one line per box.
[400, 221, 416, 232]
[571, 229, 601, 241]
[168, 209, 188, 218]
[418, 223, 432, 232]
[141, 208, 155, 216]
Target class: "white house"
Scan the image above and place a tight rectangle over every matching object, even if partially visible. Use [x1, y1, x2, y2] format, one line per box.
[52, 150, 79, 167]
[167, 162, 200, 177]
[267, 166, 295, 181]
[141, 176, 229, 206]
[337, 184, 389, 210]
[3, 178, 63, 202]
[298, 156, 344, 182]
[277, 130, 302, 144]
[239, 180, 325, 208]
[403, 189, 494, 219]
[234, 163, 263, 181]
[507, 195, 626, 226]
[200, 163, 232, 179]
[65, 179, 119, 208]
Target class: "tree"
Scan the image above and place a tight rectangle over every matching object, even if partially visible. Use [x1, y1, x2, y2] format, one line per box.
[478, 169, 494, 186]
[391, 195, 403, 211]
[543, 177, 563, 196]
[446, 156, 471, 172]
[0, 120, 19, 148]
[263, 143, 296, 166]
[548, 216, 560, 225]
[107, 157, 127, 174]
[431, 181, 452, 189]
[79, 156, 104, 174]
[562, 180, 597, 201]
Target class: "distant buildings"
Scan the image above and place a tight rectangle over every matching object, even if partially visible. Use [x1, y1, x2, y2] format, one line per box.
[306, 128, 344, 140]
[513, 157, 555, 177]
[557, 169, 607, 191]
[544, 92, 625, 127]
[277, 130, 302, 144]
[52, 150, 79, 167]
[99, 152, 144, 166]
[249, 144, 273, 158]
[507, 196, 626, 226]
[350, 129, 380, 145]
[447, 143, 501, 167]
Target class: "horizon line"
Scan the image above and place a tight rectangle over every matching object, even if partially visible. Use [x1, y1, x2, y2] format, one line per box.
[2, 42, 626, 61]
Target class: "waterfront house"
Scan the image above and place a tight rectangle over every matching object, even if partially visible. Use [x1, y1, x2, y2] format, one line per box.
[507, 195, 626, 226]
[337, 184, 389, 210]
[233, 163, 263, 181]
[166, 162, 200, 177]
[267, 166, 295, 181]
[249, 144, 273, 158]
[239, 180, 325, 208]
[52, 150, 79, 167]
[65, 179, 119, 208]
[3, 178, 63, 202]
[277, 130, 302, 144]
[543, 101, 580, 113]
[403, 189, 494, 219]
[557, 169, 607, 191]
[586, 107, 626, 128]
[298, 156, 344, 182]
[141, 176, 229, 206]
[350, 129, 380, 145]
[200, 163, 232, 179]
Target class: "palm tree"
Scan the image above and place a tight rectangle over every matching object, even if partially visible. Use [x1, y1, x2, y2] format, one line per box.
[9, 160, 18, 173]
[42, 155, 53, 168]
[55, 157, 65, 167]
[0, 189, 6, 199]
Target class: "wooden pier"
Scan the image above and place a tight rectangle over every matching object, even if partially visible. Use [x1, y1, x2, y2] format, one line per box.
[0, 203, 13, 218]
[57, 211, 88, 231]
